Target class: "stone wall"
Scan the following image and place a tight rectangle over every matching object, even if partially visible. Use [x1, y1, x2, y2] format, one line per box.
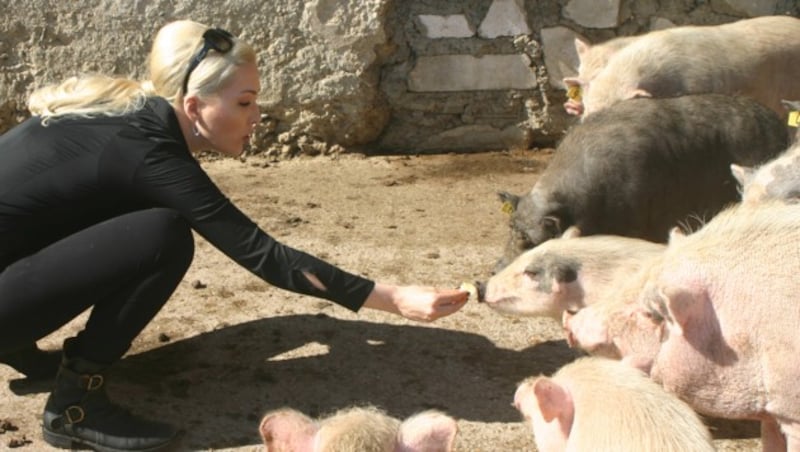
[1, 0, 798, 156]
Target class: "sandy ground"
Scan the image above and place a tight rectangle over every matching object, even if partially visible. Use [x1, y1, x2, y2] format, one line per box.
[1, 149, 761, 451]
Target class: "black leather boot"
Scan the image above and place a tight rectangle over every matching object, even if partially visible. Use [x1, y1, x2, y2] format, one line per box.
[0, 342, 61, 380]
[42, 347, 178, 451]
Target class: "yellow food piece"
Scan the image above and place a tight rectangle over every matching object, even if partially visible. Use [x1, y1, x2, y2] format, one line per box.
[567, 85, 582, 101]
[459, 282, 478, 300]
[788, 111, 800, 127]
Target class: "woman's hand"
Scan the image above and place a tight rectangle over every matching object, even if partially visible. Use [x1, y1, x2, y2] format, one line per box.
[362, 283, 469, 322]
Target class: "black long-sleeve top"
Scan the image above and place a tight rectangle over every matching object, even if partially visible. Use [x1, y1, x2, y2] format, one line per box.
[0, 96, 374, 311]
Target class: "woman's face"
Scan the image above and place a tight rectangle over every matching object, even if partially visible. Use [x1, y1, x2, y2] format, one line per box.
[194, 61, 261, 157]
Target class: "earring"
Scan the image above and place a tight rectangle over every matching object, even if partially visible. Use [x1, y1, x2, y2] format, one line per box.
[192, 124, 201, 137]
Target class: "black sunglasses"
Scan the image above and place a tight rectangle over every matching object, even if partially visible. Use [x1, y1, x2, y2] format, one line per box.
[181, 28, 235, 95]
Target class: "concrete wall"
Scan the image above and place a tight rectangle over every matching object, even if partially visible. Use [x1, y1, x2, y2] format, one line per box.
[1, 0, 798, 156]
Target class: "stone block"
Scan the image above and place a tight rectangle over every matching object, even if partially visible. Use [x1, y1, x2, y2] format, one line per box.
[564, 0, 621, 28]
[478, 0, 531, 38]
[418, 14, 475, 38]
[408, 54, 537, 92]
[540, 26, 582, 88]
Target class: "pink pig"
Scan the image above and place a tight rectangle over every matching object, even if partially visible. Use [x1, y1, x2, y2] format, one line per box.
[514, 356, 714, 452]
[484, 226, 664, 322]
[259, 405, 458, 452]
[579, 16, 800, 119]
[642, 200, 800, 451]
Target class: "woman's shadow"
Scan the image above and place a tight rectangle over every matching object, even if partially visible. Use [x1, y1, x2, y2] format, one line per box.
[103, 313, 578, 450]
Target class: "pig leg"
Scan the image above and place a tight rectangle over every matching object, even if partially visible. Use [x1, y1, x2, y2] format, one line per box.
[761, 417, 787, 452]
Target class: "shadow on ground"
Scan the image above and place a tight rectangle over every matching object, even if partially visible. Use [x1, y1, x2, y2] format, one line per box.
[95, 313, 577, 449]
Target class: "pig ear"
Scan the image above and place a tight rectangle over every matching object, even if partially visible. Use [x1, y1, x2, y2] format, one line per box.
[532, 378, 574, 423]
[627, 88, 652, 99]
[668, 226, 686, 244]
[541, 215, 563, 238]
[561, 226, 581, 239]
[498, 191, 520, 215]
[563, 76, 580, 87]
[730, 164, 755, 188]
[661, 286, 705, 335]
[259, 409, 318, 452]
[574, 37, 591, 58]
[781, 99, 800, 112]
[397, 411, 458, 452]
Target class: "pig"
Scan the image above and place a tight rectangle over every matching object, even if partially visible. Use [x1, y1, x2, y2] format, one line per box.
[484, 226, 664, 322]
[494, 93, 789, 272]
[562, 36, 638, 116]
[259, 405, 458, 452]
[514, 356, 715, 452]
[579, 15, 800, 119]
[731, 141, 800, 205]
[640, 200, 800, 451]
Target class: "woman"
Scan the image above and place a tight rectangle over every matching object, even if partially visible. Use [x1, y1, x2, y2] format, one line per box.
[0, 20, 468, 452]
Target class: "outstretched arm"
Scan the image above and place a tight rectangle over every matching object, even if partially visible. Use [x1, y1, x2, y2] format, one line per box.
[361, 282, 469, 322]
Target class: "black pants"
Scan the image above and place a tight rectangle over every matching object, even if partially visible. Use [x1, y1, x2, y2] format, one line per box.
[0, 208, 194, 364]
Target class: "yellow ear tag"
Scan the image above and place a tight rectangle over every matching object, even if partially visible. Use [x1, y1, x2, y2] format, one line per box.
[567, 85, 582, 101]
[501, 201, 515, 215]
[788, 111, 800, 128]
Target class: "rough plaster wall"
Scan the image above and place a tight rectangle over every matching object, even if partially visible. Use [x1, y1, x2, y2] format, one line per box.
[0, 0, 392, 156]
[1, 0, 799, 156]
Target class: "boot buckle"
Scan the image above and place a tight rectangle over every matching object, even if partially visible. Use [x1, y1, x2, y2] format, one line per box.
[79, 374, 104, 391]
[64, 405, 85, 425]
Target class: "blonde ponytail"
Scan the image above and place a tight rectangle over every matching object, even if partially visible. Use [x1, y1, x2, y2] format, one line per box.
[28, 75, 151, 125]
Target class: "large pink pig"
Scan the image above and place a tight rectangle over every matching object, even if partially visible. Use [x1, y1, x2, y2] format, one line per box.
[578, 16, 800, 119]
[642, 201, 800, 451]
[514, 356, 714, 452]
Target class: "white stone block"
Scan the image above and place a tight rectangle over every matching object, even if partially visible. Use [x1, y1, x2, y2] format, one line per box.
[478, 0, 531, 38]
[408, 54, 538, 92]
[540, 26, 583, 88]
[564, 0, 621, 29]
[418, 14, 475, 39]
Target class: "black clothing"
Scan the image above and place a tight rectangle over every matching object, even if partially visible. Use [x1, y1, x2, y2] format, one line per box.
[0, 97, 374, 360]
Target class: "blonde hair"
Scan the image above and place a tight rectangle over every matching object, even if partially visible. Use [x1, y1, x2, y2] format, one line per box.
[27, 20, 256, 124]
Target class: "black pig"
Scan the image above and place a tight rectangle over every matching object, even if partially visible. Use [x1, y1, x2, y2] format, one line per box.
[495, 94, 789, 272]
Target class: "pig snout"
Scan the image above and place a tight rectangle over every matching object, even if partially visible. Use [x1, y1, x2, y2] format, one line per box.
[475, 281, 487, 303]
[458, 281, 487, 303]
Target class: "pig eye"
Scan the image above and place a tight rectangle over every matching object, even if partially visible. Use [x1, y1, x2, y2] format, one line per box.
[643, 309, 663, 323]
[514, 232, 534, 250]
[523, 266, 542, 279]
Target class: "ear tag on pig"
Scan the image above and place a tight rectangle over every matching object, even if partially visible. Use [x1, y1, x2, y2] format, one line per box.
[501, 201, 515, 215]
[567, 85, 582, 101]
[788, 111, 800, 128]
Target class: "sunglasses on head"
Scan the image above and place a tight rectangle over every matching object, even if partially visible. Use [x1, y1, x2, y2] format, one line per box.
[181, 28, 235, 95]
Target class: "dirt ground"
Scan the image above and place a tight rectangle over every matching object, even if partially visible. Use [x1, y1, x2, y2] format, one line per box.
[1, 149, 762, 451]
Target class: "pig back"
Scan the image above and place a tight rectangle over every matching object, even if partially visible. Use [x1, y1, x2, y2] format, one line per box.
[539, 93, 788, 241]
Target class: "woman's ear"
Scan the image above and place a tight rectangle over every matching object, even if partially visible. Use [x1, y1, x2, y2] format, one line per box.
[182, 95, 200, 122]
